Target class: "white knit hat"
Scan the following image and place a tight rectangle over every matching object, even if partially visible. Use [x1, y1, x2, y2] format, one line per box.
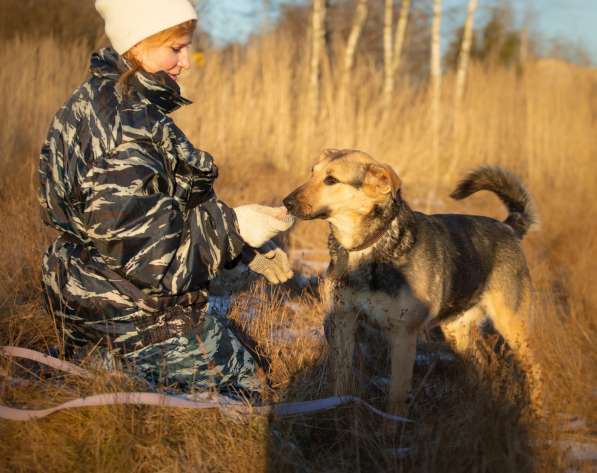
[95, 0, 198, 54]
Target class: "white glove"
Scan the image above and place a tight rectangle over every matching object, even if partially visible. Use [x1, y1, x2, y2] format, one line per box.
[243, 241, 294, 284]
[233, 205, 295, 248]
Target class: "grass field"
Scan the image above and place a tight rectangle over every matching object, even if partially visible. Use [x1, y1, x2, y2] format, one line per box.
[0, 12, 596, 473]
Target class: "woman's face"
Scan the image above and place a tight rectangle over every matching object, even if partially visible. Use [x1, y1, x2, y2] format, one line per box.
[131, 33, 193, 82]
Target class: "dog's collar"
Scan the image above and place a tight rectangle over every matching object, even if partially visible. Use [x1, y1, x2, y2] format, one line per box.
[350, 199, 411, 254]
[328, 199, 415, 275]
[330, 210, 392, 254]
[348, 225, 389, 252]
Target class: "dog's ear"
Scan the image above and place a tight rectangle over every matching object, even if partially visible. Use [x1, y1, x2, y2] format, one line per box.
[364, 163, 402, 198]
[317, 149, 340, 163]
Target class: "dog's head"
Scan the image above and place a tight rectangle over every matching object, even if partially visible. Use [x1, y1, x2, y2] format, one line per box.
[283, 149, 402, 250]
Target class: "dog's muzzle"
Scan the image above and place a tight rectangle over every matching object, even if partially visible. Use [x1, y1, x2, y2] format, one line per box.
[283, 192, 328, 220]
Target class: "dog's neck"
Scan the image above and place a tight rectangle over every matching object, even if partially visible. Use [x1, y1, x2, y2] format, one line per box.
[373, 199, 416, 260]
[327, 197, 416, 278]
[328, 197, 396, 251]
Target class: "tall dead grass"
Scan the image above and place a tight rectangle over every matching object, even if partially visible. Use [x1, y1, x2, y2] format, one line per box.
[0, 19, 596, 473]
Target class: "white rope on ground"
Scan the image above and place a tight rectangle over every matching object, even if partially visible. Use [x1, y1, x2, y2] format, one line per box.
[0, 346, 92, 378]
[0, 346, 413, 424]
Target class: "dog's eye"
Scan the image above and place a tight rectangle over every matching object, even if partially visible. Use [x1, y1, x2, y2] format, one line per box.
[324, 176, 339, 186]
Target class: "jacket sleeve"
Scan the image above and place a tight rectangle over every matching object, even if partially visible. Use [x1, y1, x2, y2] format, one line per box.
[81, 140, 244, 295]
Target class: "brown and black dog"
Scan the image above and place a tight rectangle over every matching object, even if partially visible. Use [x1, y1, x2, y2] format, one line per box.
[283, 149, 543, 415]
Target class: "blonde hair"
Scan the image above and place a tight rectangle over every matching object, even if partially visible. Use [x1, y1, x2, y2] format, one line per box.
[118, 19, 196, 92]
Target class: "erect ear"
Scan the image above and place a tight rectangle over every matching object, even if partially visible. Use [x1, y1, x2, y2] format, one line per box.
[363, 163, 402, 198]
[316, 148, 340, 163]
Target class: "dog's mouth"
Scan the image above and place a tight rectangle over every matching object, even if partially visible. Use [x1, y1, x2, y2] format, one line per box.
[283, 193, 330, 220]
[288, 205, 330, 221]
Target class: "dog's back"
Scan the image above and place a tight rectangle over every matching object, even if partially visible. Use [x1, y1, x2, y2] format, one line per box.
[408, 211, 528, 322]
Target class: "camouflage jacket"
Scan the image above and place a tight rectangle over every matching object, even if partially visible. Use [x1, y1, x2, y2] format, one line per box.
[38, 48, 244, 348]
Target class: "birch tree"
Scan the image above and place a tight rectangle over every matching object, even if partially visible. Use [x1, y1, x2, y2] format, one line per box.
[383, 0, 411, 107]
[519, 2, 533, 66]
[383, 0, 394, 105]
[454, 0, 478, 106]
[392, 0, 411, 78]
[431, 0, 442, 114]
[309, 0, 327, 118]
[343, 0, 368, 76]
[429, 0, 442, 208]
[339, 0, 368, 108]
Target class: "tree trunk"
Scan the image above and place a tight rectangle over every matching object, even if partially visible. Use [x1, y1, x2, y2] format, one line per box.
[431, 0, 442, 106]
[392, 0, 411, 77]
[382, 0, 394, 106]
[454, 0, 477, 106]
[429, 0, 442, 210]
[343, 0, 368, 75]
[309, 0, 327, 119]
[340, 0, 368, 111]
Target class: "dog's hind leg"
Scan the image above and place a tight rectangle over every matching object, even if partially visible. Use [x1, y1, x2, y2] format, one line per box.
[326, 310, 359, 396]
[441, 306, 485, 354]
[482, 279, 545, 413]
[387, 326, 417, 416]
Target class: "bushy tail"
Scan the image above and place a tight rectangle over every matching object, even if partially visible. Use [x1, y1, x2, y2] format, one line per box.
[450, 166, 536, 238]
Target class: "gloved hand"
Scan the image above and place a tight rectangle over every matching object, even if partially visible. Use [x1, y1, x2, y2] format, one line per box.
[242, 241, 293, 284]
[233, 205, 295, 248]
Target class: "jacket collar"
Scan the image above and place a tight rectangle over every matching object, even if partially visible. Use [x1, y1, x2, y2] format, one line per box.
[90, 47, 192, 114]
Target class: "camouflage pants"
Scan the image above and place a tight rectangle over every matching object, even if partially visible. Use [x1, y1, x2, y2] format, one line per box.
[118, 305, 263, 394]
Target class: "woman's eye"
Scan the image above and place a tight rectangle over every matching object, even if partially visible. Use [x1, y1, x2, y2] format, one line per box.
[324, 176, 339, 185]
[171, 47, 182, 53]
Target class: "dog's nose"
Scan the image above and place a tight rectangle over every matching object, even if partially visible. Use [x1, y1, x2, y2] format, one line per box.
[283, 195, 296, 213]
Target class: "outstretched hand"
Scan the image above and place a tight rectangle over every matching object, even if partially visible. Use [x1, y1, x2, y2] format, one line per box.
[233, 205, 295, 248]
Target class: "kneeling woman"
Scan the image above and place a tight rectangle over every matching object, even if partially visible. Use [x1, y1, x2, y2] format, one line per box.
[39, 0, 293, 395]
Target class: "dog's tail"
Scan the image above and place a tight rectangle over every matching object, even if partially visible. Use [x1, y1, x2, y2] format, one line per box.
[450, 166, 536, 238]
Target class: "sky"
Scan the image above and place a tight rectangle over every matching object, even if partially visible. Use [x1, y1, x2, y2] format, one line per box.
[198, 0, 597, 64]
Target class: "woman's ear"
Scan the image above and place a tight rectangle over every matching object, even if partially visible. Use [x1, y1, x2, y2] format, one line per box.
[364, 163, 402, 199]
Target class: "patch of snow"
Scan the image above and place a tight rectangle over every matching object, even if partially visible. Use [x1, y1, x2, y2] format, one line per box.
[557, 440, 597, 463]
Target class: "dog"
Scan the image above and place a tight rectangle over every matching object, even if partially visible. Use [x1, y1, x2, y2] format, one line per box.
[283, 149, 543, 415]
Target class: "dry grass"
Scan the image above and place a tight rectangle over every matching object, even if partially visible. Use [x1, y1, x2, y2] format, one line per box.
[0, 15, 596, 473]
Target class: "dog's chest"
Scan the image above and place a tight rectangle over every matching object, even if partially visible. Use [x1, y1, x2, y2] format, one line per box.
[334, 249, 419, 330]
[342, 249, 405, 293]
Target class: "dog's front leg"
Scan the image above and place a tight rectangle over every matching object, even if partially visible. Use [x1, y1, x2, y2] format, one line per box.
[326, 310, 358, 396]
[387, 326, 417, 416]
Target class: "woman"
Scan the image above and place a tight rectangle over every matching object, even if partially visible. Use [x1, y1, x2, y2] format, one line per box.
[38, 0, 294, 395]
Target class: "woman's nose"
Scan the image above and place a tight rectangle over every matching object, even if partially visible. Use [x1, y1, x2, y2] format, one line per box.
[179, 46, 191, 70]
